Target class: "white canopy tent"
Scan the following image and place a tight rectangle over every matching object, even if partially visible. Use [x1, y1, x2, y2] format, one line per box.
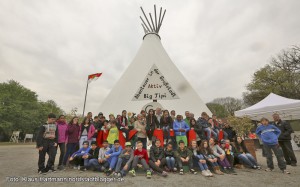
[235, 93, 300, 121]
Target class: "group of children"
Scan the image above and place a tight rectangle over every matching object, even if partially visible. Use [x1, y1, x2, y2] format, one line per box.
[36, 111, 294, 178]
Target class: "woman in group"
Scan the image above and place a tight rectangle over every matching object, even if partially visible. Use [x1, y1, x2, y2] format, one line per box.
[209, 138, 234, 173]
[234, 136, 261, 169]
[62, 116, 80, 169]
[146, 109, 159, 144]
[79, 117, 95, 148]
[159, 110, 173, 144]
[134, 114, 147, 149]
[190, 118, 201, 146]
[189, 140, 213, 177]
[199, 140, 224, 175]
[118, 110, 130, 141]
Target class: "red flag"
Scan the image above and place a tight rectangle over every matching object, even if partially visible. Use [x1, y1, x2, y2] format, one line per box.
[88, 73, 102, 83]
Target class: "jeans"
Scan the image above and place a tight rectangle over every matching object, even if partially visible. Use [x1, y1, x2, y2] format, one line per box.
[56, 143, 65, 166]
[131, 156, 150, 170]
[263, 144, 286, 170]
[38, 140, 57, 171]
[176, 156, 193, 169]
[107, 155, 119, 170]
[149, 158, 166, 173]
[63, 143, 77, 166]
[279, 141, 297, 164]
[195, 154, 208, 171]
[88, 159, 109, 171]
[238, 153, 257, 167]
[203, 128, 217, 140]
[166, 156, 175, 169]
[115, 157, 131, 173]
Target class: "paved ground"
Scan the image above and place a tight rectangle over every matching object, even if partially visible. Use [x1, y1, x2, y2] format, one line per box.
[0, 143, 299, 187]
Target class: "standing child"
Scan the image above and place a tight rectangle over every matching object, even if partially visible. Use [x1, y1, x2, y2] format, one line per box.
[134, 114, 148, 149]
[104, 140, 123, 176]
[164, 143, 177, 172]
[159, 110, 173, 144]
[114, 142, 134, 178]
[173, 115, 190, 146]
[79, 117, 95, 148]
[256, 117, 290, 174]
[176, 140, 197, 175]
[107, 120, 119, 148]
[69, 141, 91, 170]
[190, 140, 212, 177]
[36, 113, 58, 174]
[129, 141, 152, 179]
[56, 115, 68, 170]
[149, 139, 168, 177]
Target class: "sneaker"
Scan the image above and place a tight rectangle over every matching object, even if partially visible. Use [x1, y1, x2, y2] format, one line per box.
[38, 170, 47, 175]
[190, 169, 197, 175]
[162, 171, 168, 177]
[179, 168, 184, 175]
[265, 168, 273, 172]
[146, 170, 152, 179]
[73, 166, 77, 170]
[201, 170, 209, 177]
[129, 169, 136, 177]
[105, 170, 113, 176]
[113, 172, 118, 177]
[256, 166, 261, 170]
[77, 166, 81, 170]
[206, 169, 213, 177]
[50, 169, 57, 173]
[173, 168, 177, 172]
[282, 170, 290, 174]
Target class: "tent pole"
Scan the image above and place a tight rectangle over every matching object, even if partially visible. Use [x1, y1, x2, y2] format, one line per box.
[82, 78, 89, 117]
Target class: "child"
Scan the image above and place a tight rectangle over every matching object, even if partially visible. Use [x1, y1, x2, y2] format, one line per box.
[118, 110, 130, 141]
[56, 115, 68, 170]
[114, 142, 134, 177]
[149, 139, 168, 177]
[83, 141, 100, 171]
[199, 140, 223, 175]
[256, 118, 289, 174]
[69, 141, 91, 170]
[173, 115, 190, 146]
[190, 140, 212, 177]
[159, 110, 173, 144]
[134, 114, 148, 149]
[209, 138, 233, 173]
[89, 140, 110, 171]
[79, 117, 95, 148]
[129, 141, 152, 179]
[164, 143, 177, 172]
[234, 136, 260, 169]
[104, 140, 123, 176]
[107, 120, 119, 148]
[219, 139, 235, 168]
[36, 113, 58, 174]
[176, 140, 197, 175]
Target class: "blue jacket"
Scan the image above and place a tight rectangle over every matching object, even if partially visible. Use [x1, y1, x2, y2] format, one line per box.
[71, 147, 91, 158]
[173, 120, 190, 136]
[105, 146, 122, 157]
[256, 124, 281, 145]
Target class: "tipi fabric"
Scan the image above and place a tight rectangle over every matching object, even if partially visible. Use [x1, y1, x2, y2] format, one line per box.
[99, 33, 211, 116]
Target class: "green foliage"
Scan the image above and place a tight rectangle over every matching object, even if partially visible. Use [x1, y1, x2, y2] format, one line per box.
[243, 46, 300, 106]
[0, 80, 64, 141]
[206, 103, 229, 118]
[209, 97, 244, 116]
[227, 116, 254, 137]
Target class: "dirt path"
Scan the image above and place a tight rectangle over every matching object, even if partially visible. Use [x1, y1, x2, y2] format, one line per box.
[0, 144, 299, 187]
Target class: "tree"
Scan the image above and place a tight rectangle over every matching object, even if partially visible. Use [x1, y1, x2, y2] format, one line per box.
[0, 80, 64, 141]
[206, 103, 229, 118]
[243, 46, 300, 106]
[210, 97, 244, 116]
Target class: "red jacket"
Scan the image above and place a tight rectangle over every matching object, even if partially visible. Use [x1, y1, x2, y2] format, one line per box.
[134, 148, 149, 163]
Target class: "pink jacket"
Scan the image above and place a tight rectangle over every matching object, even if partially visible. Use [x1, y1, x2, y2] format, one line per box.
[79, 124, 95, 140]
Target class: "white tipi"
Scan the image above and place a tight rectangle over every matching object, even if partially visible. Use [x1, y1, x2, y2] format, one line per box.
[99, 6, 211, 116]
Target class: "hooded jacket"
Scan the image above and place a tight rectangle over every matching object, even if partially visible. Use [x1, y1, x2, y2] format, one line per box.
[173, 120, 190, 136]
[256, 124, 281, 146]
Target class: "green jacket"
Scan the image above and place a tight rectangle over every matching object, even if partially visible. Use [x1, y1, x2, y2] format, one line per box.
[176, 147, 193, 159]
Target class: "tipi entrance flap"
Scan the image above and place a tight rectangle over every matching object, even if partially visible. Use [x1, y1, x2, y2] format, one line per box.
[132, 64, 179, 101]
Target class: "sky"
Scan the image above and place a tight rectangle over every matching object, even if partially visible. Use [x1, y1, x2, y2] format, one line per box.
[0, 0, 300, 116]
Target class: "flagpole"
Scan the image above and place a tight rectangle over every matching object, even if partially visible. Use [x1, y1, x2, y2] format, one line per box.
[82, 78, 89, 117]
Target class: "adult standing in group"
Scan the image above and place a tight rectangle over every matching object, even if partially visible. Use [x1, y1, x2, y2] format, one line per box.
[273, 114, 297, 166]
[56, 115, 68, 170]
[134, 114, 148, 149]
[184, 111, 191, 127]
[36, 113, 58, 174]
[62, 116, 80, 169]
[92, 116, 102, 141]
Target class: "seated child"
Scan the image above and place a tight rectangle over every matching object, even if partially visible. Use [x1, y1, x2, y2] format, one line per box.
[220, 139, 236, 168]
[176, 140, 197, 175]
[129, 141, 152, 179]
[69, 141, 90, 170]
[83, 141, 99, 171]
[190, 140, 212, 177]
[104, 140, 122, 176]
[164, 143, 177, 172]
[89, 140, 110, 171]
[199, 140, 224, 175]
[149, 139, 168, 177]
[114, 142, 134, 178]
